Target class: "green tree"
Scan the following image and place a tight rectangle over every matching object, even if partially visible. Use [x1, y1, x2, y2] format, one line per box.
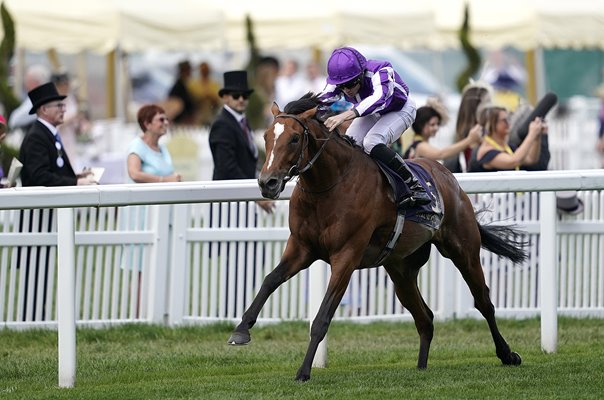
[0, 2, 19, 176]
[0, 1, 19, 117]
[455, 4, 481, 92]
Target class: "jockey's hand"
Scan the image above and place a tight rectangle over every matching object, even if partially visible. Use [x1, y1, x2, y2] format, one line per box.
[324, 110, 356, 132]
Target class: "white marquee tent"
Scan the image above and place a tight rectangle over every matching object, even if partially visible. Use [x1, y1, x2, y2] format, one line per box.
[3, 0, 604, 53]
[2, 0, 226, 54]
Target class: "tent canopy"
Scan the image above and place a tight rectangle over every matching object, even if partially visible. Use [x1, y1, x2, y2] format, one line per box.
[219, 0, 437, 51]
[2, 0, 225, 54]
[3, 0, 604, 53]
[435, 0, 604, 50]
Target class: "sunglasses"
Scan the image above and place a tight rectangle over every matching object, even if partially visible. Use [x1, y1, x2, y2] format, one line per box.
[46, 102, 67, 110]
[230, 92, 250, 100]
[336, 76, 362, 90]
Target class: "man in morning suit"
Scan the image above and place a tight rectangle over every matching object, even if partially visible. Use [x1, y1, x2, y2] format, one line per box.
[208, 70, 274, 317]
[209, 70, 274, 212]
[19, 82, 96, 187]
[17, 82, 96, 321]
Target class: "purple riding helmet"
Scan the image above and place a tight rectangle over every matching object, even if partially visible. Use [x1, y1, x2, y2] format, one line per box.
[326, 47, 367, 85]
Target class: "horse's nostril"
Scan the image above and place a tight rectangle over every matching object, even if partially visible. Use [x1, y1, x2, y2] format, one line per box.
[265, 178, 279, 190]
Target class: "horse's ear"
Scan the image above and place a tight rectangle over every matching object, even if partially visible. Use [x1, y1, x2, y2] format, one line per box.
[300, 107, 317, 120]
[271, 102, 281, 117]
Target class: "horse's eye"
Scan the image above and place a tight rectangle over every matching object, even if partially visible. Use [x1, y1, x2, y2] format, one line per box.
[290, 134, 300, 145]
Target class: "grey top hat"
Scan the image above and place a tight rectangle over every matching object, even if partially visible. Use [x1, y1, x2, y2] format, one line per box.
[218, 70, 254, 97]
[556, 191, 584, 215]
[28, 82, 67, 114]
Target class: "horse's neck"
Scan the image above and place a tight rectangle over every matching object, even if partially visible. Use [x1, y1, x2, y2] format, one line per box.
[300, 136, 362, 187]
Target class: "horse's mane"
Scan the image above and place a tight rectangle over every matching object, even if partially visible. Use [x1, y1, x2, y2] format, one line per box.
[283, 92, 321, 115]
[283, 92, 359, 148]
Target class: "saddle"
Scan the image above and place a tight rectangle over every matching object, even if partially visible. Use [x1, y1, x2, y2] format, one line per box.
[366, 159, 443, 267]
[374, 159, 443, 230]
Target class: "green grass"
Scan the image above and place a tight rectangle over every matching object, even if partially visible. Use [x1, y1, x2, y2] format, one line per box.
[0, 318, 602, 399]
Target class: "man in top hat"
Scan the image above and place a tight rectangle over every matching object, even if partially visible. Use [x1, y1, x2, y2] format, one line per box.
[209, 70, 274, 211]
[18, 82, 95, 186]
[208, 71, 274, 314]
[16, 82, 96, 322]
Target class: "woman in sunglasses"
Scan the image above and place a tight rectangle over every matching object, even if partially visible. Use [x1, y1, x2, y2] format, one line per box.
[468, 105, 544, 172]
[127, 104, 181, 183]
[319, 46, 430, 209]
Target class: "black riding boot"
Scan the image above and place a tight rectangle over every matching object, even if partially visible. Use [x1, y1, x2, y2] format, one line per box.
[370, 144, 431, 209]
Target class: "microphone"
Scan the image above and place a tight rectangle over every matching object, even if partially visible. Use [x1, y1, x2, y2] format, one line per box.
[515, 92, 558, 142]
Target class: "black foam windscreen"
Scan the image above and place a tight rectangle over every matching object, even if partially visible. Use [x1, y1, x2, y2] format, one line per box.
[516, 92, 558, 141]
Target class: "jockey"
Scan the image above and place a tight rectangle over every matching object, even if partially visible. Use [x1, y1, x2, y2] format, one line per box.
[319, 47, 430, 209]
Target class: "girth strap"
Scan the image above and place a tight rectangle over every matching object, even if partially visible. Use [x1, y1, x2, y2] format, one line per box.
[368, 212, 405, 268]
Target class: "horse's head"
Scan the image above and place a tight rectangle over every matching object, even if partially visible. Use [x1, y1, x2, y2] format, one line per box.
[258, 97, 322, 199]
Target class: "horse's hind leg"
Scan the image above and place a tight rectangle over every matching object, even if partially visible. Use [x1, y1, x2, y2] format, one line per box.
[384, 243, 434, 369]
[435, 236, 521, 366]
[228, 238, 314, 345]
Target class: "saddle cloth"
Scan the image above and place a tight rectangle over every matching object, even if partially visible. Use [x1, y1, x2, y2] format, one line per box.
[375, 160, 443, 230]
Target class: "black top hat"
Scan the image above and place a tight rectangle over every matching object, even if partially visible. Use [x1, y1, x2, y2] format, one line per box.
[218, 70, 254, 97]
[556, 191, 584, 215]
[28, 82, 67, 114]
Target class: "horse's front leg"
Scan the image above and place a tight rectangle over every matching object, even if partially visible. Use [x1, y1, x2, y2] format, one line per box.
[228, 238, 314, 345]
[295, 266, 355, 382]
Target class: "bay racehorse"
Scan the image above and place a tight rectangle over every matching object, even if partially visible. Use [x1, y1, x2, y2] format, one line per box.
[228, 94, 526, 381]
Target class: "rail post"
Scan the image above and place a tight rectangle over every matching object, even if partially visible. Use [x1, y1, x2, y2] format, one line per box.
[539, 191, 558, 353]
[57, 207, 76, 388]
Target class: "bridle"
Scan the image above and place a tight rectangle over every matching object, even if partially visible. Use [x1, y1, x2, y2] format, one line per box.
[274, 113, 334, 184]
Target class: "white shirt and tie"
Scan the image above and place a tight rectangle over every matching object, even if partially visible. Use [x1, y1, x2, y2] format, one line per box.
[37, 117, 66, 168]
[224, 105, 258, 158]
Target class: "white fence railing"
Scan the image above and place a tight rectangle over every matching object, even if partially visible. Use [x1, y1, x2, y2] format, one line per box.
[2, 173, 603, 329]
[0, 171, 604, 386]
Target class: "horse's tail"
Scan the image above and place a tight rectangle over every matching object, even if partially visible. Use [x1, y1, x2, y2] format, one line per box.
[477, 218, 529, 265]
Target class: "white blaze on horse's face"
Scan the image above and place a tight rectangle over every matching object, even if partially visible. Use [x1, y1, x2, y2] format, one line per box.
[267, 122, 284, 170]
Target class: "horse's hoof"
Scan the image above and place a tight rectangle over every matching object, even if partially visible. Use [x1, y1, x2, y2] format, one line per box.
[227, 331, 251, 345]
[295, 373, 310, 382]
[502, 351, 522, 366]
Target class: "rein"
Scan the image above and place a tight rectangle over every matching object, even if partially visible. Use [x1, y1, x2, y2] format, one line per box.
[275, 113, 335, 185]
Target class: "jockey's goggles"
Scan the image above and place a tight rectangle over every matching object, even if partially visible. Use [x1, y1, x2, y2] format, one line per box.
[336, 75, 362, 90]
